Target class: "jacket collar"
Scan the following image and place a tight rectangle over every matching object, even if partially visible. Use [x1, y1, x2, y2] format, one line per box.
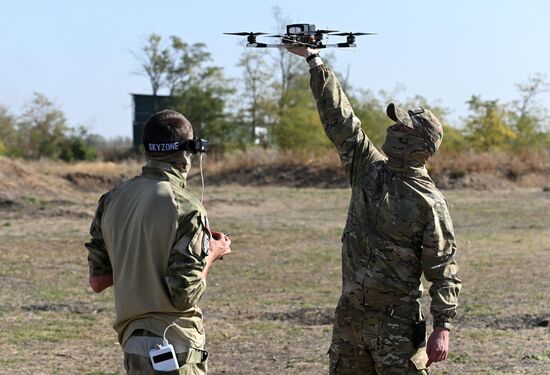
[142, 159, 187, 188]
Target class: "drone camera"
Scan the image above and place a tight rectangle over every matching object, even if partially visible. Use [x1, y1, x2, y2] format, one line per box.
[285, 23, 317, 44]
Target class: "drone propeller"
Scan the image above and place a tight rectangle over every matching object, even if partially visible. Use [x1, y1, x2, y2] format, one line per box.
[330, 32, 377, 36]
[268, 29, 338, 37]
[223, 32, 268, 36]
[330, 31, 376, 45]
[315, 29, 339, 34]
[267, 34, 313, 42]
[266, 34, 316, 38]
[224, 31, 270, 45]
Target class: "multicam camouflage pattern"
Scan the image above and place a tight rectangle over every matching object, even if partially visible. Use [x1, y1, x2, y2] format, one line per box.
[386, 103, 444, 155]
[310, 65, 461, 373]
[329, 302, 428, 374]
[382, 127, 432, 168]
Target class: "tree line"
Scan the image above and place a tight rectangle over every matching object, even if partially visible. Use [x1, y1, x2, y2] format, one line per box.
[1, 24, 549, 161]
[130, 29, 550, 156]
[0, 93, 132, 161]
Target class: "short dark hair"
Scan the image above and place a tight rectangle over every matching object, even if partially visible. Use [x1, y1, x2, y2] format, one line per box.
[142, 109, 193, 145]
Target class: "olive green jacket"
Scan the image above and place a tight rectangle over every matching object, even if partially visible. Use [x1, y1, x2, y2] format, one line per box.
[85, 160, 210, 347]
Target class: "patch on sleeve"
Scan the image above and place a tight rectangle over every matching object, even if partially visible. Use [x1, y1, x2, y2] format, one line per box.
[202, 217, 211, 256]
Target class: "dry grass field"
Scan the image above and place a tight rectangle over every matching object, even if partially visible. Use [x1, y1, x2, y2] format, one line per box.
[0, 157, 549, 374]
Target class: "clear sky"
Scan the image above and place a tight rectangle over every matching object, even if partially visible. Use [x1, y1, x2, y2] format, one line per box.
[1, 0, 549, 138]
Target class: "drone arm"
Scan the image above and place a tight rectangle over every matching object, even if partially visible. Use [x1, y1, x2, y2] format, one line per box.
[246, 43, 321, 49]
[246, 43, 268, 48]
[247, 43, 296, 48]
[322, 43, 356, 48]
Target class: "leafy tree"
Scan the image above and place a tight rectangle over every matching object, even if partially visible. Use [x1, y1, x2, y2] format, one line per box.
[166, 37, 212, 95]
[134, 34, 235, 153]
[439, 125, 465, 152]
[133, 34, 171, 111]
[510, 73, 550, 150]
[16, 93, 69, 159]
[172, 66, 236, 153]
[0, 105, 17, 156]
[59, 126, 99, 161]
[272, 74, 330, 152]
[86, 134, 135, 161]
[271, 6, 303, 103]
[133, 33, 221, 101]
[464, 95, 516, 151]
[237, 50, 274, 143]
[350, 90, 390, 148]
[3, 94, 100, 161]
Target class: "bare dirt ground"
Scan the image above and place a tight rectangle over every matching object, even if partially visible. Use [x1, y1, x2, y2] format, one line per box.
[0, 157, 549, 374]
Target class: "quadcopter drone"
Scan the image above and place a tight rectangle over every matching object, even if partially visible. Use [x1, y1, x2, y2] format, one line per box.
[224, 23, 376, 48]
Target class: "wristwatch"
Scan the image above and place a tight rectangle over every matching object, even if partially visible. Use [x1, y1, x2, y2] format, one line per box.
[306, 53, 320, 63]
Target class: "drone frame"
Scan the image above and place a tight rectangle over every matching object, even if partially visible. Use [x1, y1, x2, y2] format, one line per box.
[224, 23, 375, 49]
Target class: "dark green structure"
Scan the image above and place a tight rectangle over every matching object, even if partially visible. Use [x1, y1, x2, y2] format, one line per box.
[132, 94, 173, 149]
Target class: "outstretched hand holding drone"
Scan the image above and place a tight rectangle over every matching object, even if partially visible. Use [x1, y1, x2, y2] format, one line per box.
[287, 45, 318, 58]
[224, 23, 375, 49]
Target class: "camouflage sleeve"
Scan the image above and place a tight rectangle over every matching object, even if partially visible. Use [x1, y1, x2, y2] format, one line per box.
[85, 193, 113, 277]
[165, 213, 208, 310]
[421, 200, 462, 330]
[310, 65, 384, 185]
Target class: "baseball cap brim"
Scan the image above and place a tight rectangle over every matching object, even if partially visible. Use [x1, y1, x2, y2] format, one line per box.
[386, 103, 414, 129]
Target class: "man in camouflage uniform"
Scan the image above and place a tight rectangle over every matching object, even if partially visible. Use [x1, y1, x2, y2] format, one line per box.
[85, 110, 231, 375]
[288, 49, 461, 374]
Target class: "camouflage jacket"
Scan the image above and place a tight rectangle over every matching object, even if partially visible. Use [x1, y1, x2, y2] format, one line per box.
[310, 65, 462, 329]
[85, 160, 210, 347]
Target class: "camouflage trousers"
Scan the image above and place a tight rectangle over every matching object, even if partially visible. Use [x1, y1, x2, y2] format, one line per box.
[124, 352, 207, 375]
[328, 298, 428, 375]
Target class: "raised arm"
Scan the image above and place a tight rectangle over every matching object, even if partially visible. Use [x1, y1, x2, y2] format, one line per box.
[289, 48, 384, 185]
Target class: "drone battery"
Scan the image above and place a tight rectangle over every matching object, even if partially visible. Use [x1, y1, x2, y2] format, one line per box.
[149, 343, 179, 372]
